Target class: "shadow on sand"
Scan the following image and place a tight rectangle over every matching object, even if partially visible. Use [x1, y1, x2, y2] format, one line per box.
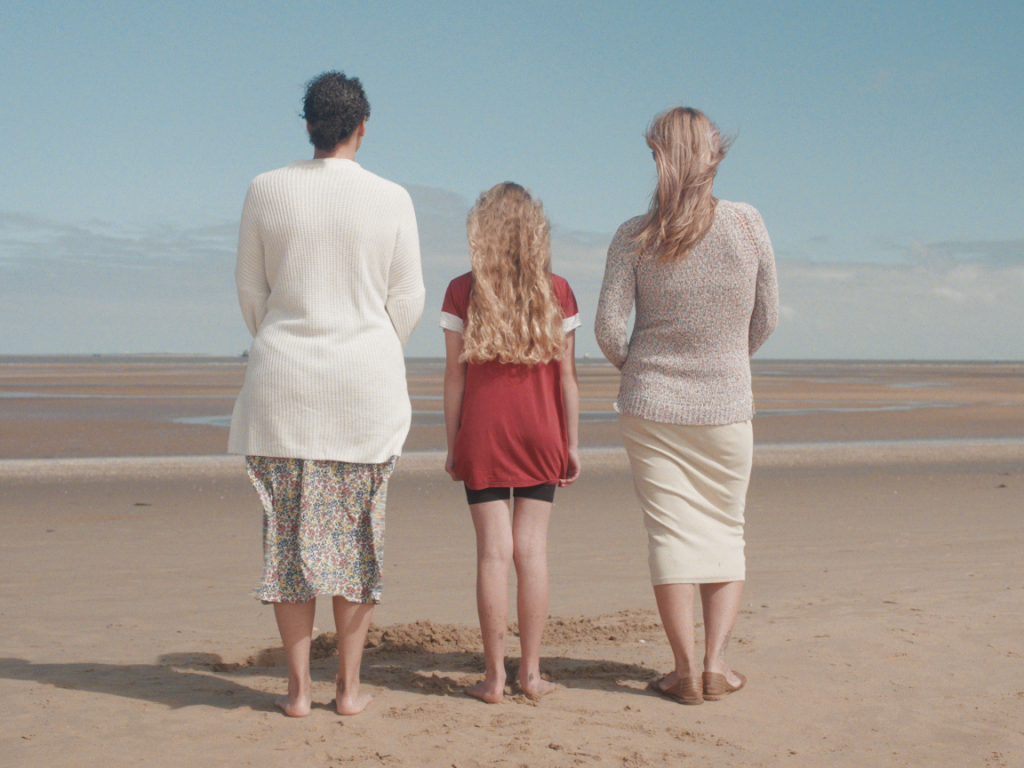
[0, 646, 662, 711]
[1, 611, 670, 709]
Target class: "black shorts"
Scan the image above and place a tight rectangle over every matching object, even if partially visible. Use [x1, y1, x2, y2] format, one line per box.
[464, 483, 557, 505]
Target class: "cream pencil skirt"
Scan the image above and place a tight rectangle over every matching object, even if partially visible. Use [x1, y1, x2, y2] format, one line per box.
[619, 413, 753, 585]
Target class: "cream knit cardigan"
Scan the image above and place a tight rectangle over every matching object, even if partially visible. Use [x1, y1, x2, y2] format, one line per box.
[228, 158, 425, 463]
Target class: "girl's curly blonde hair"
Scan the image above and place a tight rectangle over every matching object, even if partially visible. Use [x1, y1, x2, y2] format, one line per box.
[461, 182, 566, 366]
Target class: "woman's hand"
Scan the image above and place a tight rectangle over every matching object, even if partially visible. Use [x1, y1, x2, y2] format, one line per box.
[444, 452, 461, 482]
[559, 447, 581, 487]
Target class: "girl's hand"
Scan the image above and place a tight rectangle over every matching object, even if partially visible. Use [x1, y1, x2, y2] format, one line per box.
[444, 452, 461, 482]
[559, 447, 581, 487]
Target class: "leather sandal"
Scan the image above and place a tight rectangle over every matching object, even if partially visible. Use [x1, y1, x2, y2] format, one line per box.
[702, 671, 746, 700]
[647, 674, 704, 705]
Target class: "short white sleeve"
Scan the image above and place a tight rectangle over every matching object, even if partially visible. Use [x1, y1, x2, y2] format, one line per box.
[439, 311, 464, 333]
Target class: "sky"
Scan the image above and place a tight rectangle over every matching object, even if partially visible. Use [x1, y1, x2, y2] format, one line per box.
[1, 0, 1022, 359]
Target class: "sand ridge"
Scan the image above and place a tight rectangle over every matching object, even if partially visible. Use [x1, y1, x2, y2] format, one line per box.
[4, 436, 1024, 483]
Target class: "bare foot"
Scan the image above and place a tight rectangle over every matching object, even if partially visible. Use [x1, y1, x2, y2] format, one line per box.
[336, 690, 372, 715]
[331, 684, 372, 720]
[274, 692, 312, 718]
[517, 672, 558, 700]
[465, 677, 505, 704]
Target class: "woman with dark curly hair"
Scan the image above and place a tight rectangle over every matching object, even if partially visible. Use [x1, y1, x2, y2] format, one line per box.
[229, 71, 424, 717]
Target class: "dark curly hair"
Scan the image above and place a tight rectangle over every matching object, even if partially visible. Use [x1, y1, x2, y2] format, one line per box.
[301, 71, 371, 150]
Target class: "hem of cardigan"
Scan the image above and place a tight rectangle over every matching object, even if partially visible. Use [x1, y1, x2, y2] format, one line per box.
[616, 395, 754, 427]
[226, 447, 404, 465]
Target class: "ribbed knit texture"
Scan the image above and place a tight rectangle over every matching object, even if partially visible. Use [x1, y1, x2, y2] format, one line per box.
[595, 200, 778, 426]
[228, 158, 425, 463]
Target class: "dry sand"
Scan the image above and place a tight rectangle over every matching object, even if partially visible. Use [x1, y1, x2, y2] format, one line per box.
[1, 359, 1023, 766]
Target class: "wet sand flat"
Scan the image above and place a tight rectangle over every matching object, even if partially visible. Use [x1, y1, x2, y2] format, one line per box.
[2, 357, 1024, 458]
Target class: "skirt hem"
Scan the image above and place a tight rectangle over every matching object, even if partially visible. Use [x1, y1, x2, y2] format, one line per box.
[650, 575, 746, 586]
[254, 587, 381, 605]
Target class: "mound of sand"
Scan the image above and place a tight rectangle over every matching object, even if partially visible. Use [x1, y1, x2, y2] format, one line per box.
[219, 610, 665, 673]
[525, 609, 663, 646]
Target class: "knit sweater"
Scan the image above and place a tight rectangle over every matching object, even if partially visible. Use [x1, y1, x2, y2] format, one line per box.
[594, 200, 778, 426]
[228, 158, 425, 463]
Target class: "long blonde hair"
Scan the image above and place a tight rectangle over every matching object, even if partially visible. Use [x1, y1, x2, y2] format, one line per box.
[461, 182, 566, 366]
[635, 107, 732, 262]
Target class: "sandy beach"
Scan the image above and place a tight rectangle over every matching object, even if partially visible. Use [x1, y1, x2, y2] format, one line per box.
[1, 359, 1022, 766]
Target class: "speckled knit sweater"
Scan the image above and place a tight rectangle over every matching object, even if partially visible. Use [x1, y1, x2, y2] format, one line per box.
[594, 200, 778, 426]
[228, 158, 425, 463]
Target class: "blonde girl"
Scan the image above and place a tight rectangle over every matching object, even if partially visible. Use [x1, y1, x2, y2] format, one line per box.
[440, 182, 581, 702]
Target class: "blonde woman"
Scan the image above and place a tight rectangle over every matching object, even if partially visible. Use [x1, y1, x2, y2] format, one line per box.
[595, 108, 778, 705]
[440, 182, 581, 703]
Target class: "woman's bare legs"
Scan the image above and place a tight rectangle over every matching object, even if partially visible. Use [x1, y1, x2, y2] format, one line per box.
[511, 497, 557, 697]
[466, 499, 514, 703]
[651, 583, 697, 689]
[653, 581, 745, 688]
[332, 596, 375, 715]
[273, 599, 316, 716]
[700, 580, 745, 687]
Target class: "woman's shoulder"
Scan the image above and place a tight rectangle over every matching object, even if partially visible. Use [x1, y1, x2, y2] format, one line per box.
[610, 215, 648, 250]
[355, 167, 414, 200]
[614, 215, 647, 239]
[716, 199, 764, 225]
[604, 216, 647, 264]
[246, 165, 293, 194]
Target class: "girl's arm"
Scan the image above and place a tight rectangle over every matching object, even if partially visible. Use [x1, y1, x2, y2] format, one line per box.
[559, 331, 581, 487]
[443, 329, 467, 481]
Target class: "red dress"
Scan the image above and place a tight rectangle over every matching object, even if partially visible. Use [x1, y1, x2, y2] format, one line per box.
[440, 272, 581, 490]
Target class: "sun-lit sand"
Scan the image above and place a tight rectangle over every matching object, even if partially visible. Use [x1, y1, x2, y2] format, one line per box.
[1, 358, 1022, 766]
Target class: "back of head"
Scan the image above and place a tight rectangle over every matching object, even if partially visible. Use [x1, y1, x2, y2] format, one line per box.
[302, 71, 371, 150]
[462, 183, 566, 366]
[636, 107, 731, 262]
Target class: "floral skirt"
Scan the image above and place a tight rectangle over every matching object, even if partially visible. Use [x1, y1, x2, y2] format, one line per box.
[245, 455, 397, 604]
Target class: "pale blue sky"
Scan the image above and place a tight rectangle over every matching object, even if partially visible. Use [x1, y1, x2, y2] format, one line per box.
[2, 1, 1022, 358]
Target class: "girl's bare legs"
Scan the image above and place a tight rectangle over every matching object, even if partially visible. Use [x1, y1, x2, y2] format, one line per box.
[651, 583, 698, 689]
[466, 499, 514, 703]
[273, 599, 317, 716]
[700, 580, 745, 687]
[511, 497, 557, 697]
[332, 596, 375, 715]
